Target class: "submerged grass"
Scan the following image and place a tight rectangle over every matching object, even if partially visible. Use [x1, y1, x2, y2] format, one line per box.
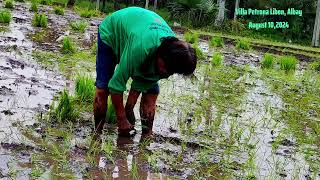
[261, 53, 275, 69]
[209, 36, 224, 47]
[32, 13, 48, 28]
[70, 20, 88, 33]
[279, 56, 298, 71]
[0, 11, 11, 24]
[184, 32, 199, 44]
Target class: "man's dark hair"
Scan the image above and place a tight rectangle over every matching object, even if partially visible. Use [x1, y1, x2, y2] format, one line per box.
[156, 36, 197, 75]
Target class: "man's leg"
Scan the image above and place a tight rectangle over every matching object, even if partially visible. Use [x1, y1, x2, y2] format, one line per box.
[93, 30, 116, 134]
[140, 85, 159, 135]
[125, 90, 141, 125]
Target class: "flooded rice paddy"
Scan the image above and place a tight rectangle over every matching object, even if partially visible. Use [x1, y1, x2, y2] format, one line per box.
[0, 1, 320, 179]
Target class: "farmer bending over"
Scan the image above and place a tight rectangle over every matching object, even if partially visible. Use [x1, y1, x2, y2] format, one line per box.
[94, 7, 197, 136]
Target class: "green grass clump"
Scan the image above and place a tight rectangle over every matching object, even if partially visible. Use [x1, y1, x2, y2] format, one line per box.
[75, 74, 95, 103]
[261, 53, 275, 69]
[50, 90, 78, 123]
[4, 0, 14, 9]
[211, 52, 223, 67]
[235, 39, 250, 50]
[75, 7, 100, 18]
[311, 60, 320, 71]
[0, 11, 12, 24]
[184, 32, 199, 44]
[70, 20, 87, 33]
[32, 13, 48, 28]
[209, 37, 224, 47]
[30, 1, 38, 12]
[279, 56, 298, 71]
[53, 6, 64, 15]
[192, 43, 205, 61]
[61, 37, 76, 54]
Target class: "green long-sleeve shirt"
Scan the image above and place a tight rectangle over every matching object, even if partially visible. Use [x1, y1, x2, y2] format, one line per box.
[98, 7, 175, 93]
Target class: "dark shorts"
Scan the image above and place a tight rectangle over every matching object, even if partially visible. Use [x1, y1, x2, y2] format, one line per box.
[95, 31, 160, 94]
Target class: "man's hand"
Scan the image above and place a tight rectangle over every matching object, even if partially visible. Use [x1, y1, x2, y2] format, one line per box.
[111, 93, 134, 136]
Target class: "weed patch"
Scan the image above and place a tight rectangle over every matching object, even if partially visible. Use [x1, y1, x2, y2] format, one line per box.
[32, 13, 48, 28]
[70, 20, 88, 33]
[209, 37, 224, 47]
[261, 53, 275, 69]
[279, 56, 298, 71]
[310, 60, 320, 71]
[211, 52, 223, 67]
[0, 11, 11, 24]
[236, 39, 251, 50]
[61, 37, 76, 54]
[184, 32, 199, 44]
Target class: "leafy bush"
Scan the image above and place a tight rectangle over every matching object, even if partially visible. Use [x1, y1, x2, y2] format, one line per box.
[61, 37, 76, 54]
[261, 53, 275, 69]
[75, 74, 95, 103]
[53, 6, 64, 15]
[155, 8, 171, 22]
[32, 13, 48, 28]
[235, 39, 250, 50]
[5, 0, 14, 9]
[209, 37, 224, 47]
[184, 32, 199, 44]
[192, 43, 205, 61]
[70, 20, 87, 33]
[49, 90, 78, 123]
[311, 60, 320, 72]
[279, 56, 298, 71]
[30, 1, 38, 12]
[211, 52, 223, 67]
[0, 11, 11, 24]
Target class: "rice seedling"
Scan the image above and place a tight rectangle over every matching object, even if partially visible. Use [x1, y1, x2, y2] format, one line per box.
[5, 0, 14, 9]
[101, 139, 115, 163]
[0, 11, 11, 24]
[70, 20, 88, 33]
[106, 97, 116, 124]
[192, 43, 205, 61]
[279, 56, 298, 71]
[130, 159, 140, 180]
[184, 32, 199, 44]
[61, 37, 76, 54]
[211, 52, 223, 67]
[236, 39, 251, 50]
[32, 13, 48, 28]
[50, 90, 78, 123]
[75, 74, 95, 103]
[261, 53, 275, 69]
[209, 36, 224, 47]
[30, 1, 38, 12]
[310, 60, 320, 71]
[91, 41, 97, 55]
[53, 6, 64, 15]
